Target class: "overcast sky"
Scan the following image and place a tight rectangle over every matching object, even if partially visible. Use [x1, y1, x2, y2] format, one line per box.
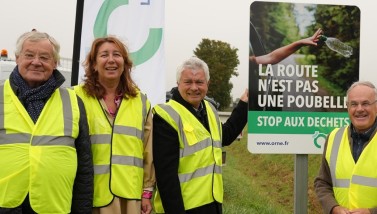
[1, 0, 376, 98]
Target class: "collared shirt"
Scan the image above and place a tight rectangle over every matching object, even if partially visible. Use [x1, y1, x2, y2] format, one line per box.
[193, 102, 210, 132]
[350, 119, 377, 162]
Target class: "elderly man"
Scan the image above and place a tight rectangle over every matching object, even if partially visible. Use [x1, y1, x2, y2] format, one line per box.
[315, 81, 377, 214]
[153, 56, 248, 214]
[0, 30, 93, 213]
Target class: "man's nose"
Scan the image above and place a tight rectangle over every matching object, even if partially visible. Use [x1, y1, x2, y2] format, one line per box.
[31, 57, 43, 65]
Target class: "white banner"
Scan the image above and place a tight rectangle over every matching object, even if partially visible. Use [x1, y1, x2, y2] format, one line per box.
[79, 0, 165, 106]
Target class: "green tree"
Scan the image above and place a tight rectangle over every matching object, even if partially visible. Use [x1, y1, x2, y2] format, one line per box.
[250, 1, 300, 53]
[193, 39, 239, 110]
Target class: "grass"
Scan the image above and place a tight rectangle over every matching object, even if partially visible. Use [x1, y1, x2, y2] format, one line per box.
[222, 128, 323, 214]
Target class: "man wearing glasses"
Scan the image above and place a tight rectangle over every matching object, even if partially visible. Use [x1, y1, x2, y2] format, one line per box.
[315, 81, 377, 214]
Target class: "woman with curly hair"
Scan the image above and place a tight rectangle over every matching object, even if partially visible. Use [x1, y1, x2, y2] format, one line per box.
[74, 36, 155, 214]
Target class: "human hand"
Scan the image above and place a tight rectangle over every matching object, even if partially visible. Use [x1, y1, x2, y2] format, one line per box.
[349, 208, 371, 214]
[332, 205, 351, 214]
[300, 28, 323, 46]
[141, 198, 152, 214]
[240, 88, 248, 103]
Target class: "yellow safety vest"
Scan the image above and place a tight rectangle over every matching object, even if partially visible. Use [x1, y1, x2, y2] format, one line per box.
[0, 80, 79, 213]
[153, 100, 223, 213]
[74, 85, 150, 207]
[326, 126, 377, 209]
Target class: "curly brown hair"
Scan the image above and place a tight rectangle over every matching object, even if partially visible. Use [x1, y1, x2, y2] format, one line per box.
[82, 36, 138, 99]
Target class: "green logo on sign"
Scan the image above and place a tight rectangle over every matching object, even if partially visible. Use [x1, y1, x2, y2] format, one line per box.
[312, 131, 327, 148]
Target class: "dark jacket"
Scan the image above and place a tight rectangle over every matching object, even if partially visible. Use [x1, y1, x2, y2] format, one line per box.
[153, 87, 247, 214]
[0, 69, 93, 214]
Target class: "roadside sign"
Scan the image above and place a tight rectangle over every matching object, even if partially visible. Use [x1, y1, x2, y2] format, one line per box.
[248, 1, 360, 154]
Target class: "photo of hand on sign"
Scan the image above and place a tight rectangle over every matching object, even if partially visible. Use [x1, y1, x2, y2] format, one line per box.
[248, 2, 359, 113]
[249, 28, 322, 65]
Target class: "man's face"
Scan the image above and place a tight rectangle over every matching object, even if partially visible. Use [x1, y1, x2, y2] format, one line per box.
[16, 39, 57, 88]
[347, 85, 377, 133]
[177, 68, 209, 109]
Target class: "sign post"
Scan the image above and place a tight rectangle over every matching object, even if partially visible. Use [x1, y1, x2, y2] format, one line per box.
[248, 2, 360, 213]
[294, 154, 308, 214]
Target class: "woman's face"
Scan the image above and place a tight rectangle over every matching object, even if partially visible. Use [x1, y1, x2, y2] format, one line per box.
[94, 42, 124, 83]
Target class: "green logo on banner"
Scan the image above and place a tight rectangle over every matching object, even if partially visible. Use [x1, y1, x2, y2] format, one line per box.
[94, 0, 163, 65]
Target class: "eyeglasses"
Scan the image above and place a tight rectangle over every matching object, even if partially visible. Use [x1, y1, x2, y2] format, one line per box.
[22, 52, 53, 63]
[347, 100, 377, 109]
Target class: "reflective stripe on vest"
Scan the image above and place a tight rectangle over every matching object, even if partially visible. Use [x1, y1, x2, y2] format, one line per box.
[329, 127, 350, 188]
[0, 81, 79, 213]
[74, 85, 148, 207]
[153, 100, 223, 212]
[326, 127, 377, 208]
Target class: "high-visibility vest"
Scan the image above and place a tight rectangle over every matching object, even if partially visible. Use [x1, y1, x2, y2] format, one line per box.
[326, 126, 377, 209]
[153, 100, 223, 213]
[74, 85, 150, 207]
[0, 80, 79, 213]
